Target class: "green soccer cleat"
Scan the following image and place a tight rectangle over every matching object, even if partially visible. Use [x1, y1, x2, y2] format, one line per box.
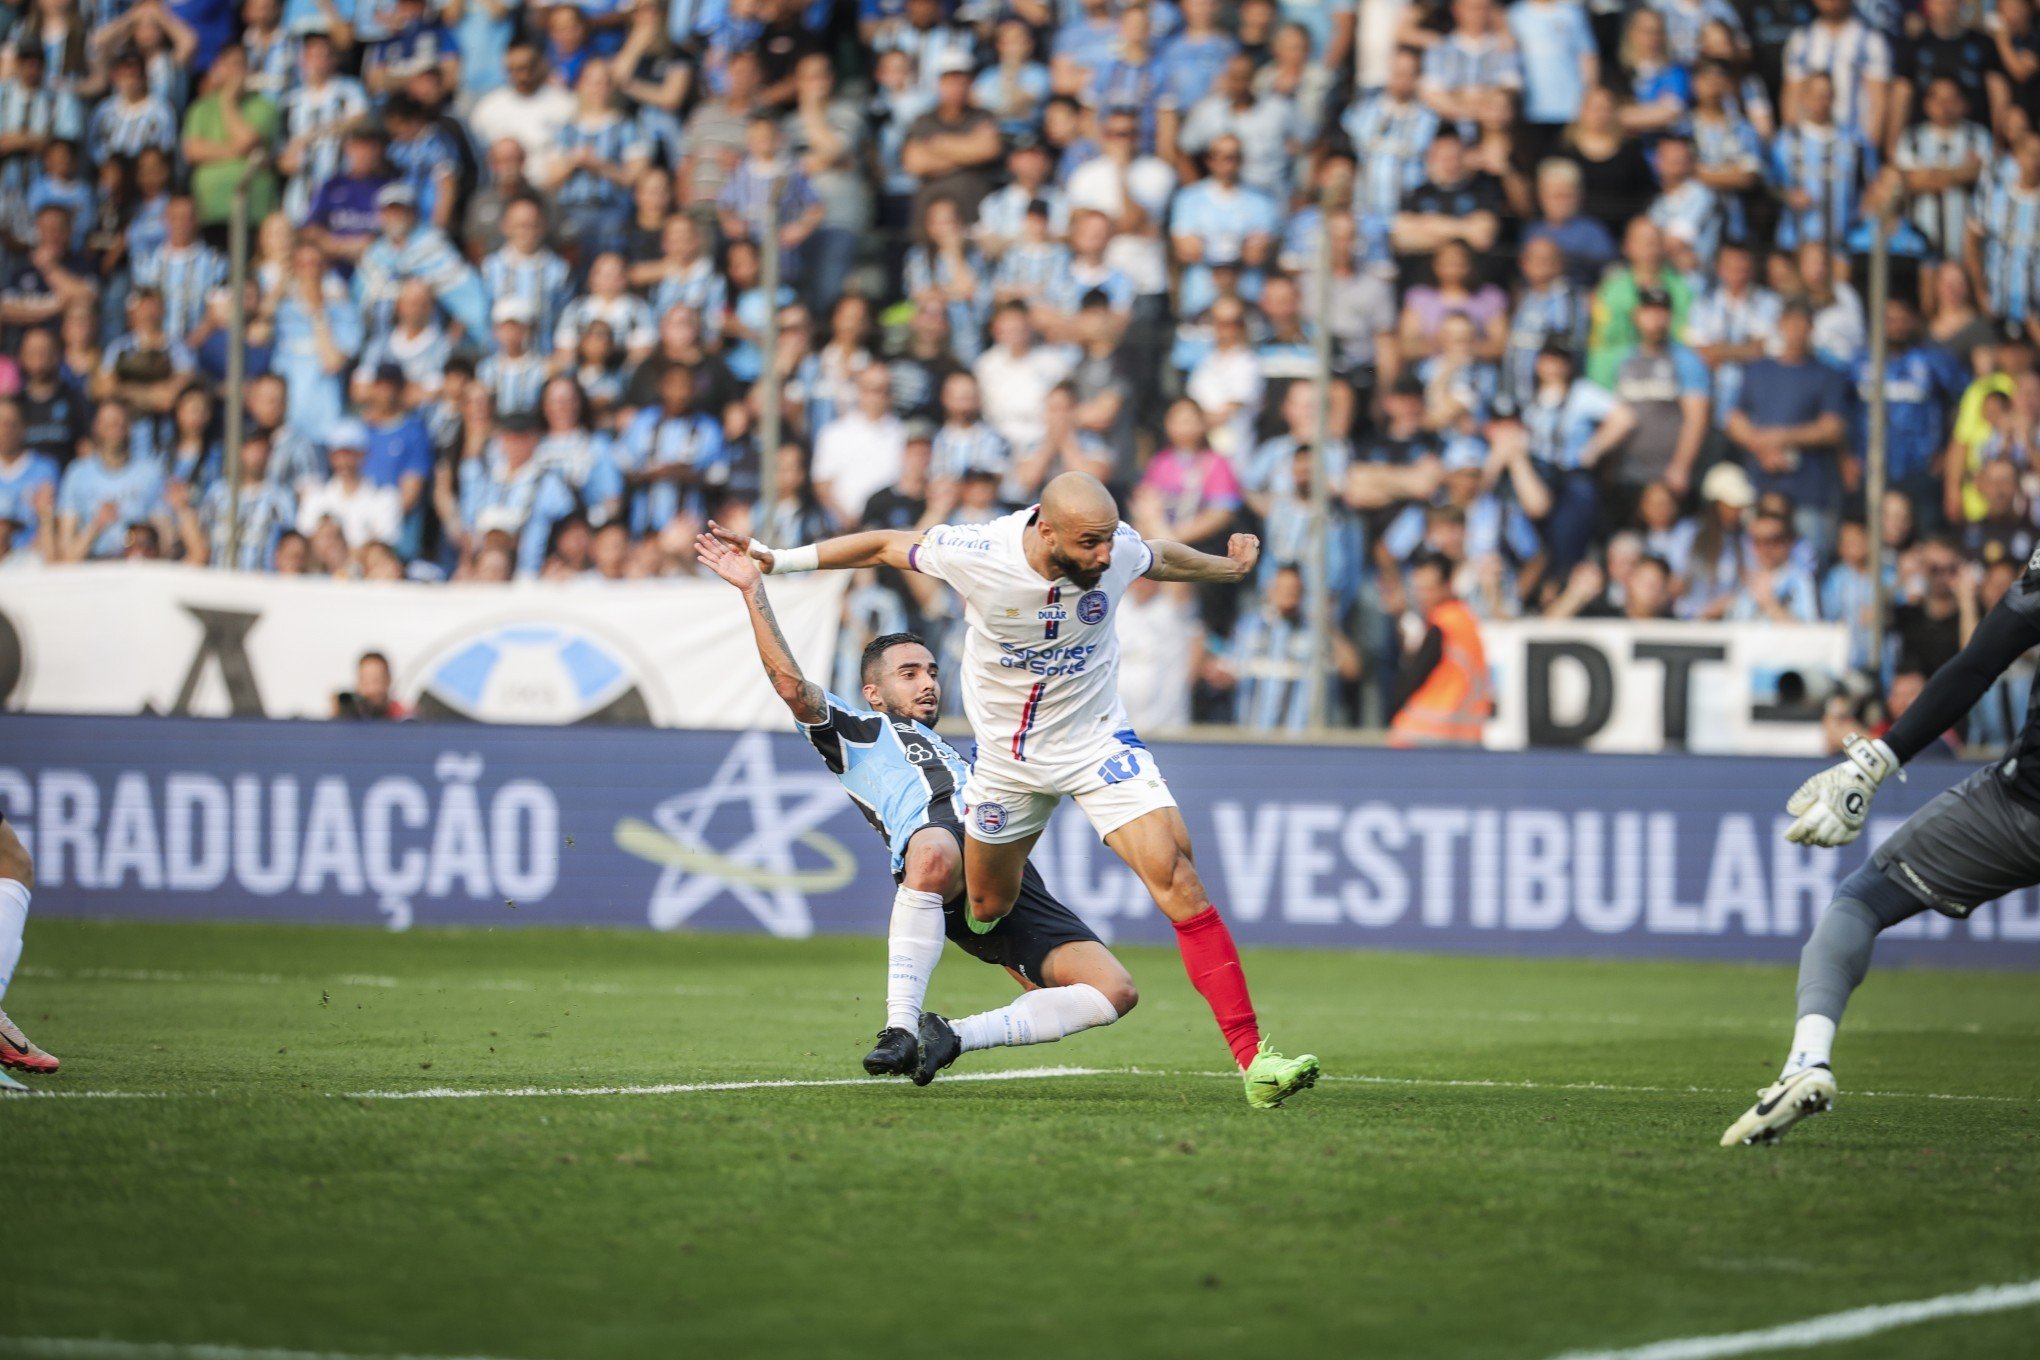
[1243, 1039, 1320, 1109]
[0, 1068, 31, 1096]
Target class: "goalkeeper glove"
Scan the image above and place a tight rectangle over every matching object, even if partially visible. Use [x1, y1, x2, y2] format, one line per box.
[1783, 734, 1903, 848]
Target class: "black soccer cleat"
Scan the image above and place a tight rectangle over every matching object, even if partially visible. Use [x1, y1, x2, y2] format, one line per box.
[863, 1027, 919, 1076]
[912, 1013, 962, 1087]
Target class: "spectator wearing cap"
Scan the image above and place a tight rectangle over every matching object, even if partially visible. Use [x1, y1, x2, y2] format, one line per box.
[1680, 457, 1758, 616]
[877, 0, 977, 98]
[355, 181, 493, 352]
[901, 48, 1001, 224]
[274, 240, 364, 441]
[297, 419, 400, 557]
[1520, 341, 1634, 574]
[1604, 286, 1712, 504]
[973, 19, 1051, 143]
[812, 360, 904, 527]
[181, 44, 279, 232]
[1728, 298, 1850, 552]
[470, 44, 578, 184]
[1686, 239, 1782, 428]
[477, 296, 548, 416]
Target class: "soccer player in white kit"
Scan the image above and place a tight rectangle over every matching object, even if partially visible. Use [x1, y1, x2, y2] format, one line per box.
[711, 472, 1320, 1107]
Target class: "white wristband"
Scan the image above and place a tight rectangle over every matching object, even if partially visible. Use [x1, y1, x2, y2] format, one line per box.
[767, 543, 821, 575]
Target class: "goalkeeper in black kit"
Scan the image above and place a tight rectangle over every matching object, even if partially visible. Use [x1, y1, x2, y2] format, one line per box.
[1723, 549, 2040, 1146]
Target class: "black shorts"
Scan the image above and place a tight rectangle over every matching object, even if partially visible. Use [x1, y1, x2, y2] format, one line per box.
[911, 824, 1103, 985]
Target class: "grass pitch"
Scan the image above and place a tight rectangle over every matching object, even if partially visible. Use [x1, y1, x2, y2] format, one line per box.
[5, 919, 2039, 1360]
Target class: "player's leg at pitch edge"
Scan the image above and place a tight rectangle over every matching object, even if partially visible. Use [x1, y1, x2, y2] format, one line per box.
[1723, 858, 1941, 1146]
[0, 812, 52, 1090]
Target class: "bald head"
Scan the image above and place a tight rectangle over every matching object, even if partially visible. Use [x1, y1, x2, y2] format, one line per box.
[1040, 472, 1117, 528]
[1032, 472, 1120, 589]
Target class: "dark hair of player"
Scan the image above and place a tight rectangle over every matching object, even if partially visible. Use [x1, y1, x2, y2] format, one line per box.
[861, 632, 929, 687]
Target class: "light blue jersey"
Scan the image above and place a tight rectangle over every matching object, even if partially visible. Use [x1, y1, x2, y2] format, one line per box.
[800, 691, 968, 874]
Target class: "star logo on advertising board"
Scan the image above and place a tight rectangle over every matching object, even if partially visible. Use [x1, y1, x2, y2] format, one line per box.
[614, 733, 857, 937]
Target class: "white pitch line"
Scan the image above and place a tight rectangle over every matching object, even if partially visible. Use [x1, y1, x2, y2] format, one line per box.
[12, 1067, 2038, 1106]
[339, 1065, 1115, 1100]
[0, 1338, 536, 1360]
[1544, 1278, 2040, 1360]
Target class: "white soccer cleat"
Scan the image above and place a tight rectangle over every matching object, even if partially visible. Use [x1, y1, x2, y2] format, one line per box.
[1721, 1066, 1837, 1147]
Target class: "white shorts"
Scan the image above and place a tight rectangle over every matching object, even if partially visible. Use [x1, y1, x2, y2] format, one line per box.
[963, 732, 1177, 844]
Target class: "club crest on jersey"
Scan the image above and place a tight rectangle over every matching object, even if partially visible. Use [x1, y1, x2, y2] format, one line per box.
[1077, 590, 1109, 625]
[974, 802, 1009, 835]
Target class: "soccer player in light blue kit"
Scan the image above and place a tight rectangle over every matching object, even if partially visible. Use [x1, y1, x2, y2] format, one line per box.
[694, 527, 1138, 1085]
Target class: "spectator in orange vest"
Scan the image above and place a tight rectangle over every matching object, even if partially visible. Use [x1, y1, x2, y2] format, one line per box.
[1389, 551, 1493, 747]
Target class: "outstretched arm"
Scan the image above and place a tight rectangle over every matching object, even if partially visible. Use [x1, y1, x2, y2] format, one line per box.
[705, 519, 918, 574]
[1882, 597, 2040, 763]
[1145, 533, 1260, 585]
[694, 529, 828, 725]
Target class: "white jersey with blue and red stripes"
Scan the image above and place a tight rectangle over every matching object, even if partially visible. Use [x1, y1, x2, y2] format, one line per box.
[910, 507, 1155, 770]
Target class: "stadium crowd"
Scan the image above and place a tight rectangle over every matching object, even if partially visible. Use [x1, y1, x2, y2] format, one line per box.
[0, 0, 2036, 731]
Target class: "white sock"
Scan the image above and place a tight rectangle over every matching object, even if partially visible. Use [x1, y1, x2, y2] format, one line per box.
[0, 878, 28, 1007]
[955, 983, 1120, 1052]
[1783, 1013, 1837, 1077]
[885, 886, 946, 1032]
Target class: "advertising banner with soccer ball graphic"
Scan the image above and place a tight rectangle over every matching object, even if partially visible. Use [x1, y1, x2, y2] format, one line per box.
[0, 564, 846, 729]
[6, 714, 2036, 967]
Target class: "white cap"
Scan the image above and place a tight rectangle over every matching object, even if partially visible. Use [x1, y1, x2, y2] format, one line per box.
[931, 50, 974, 78]
[1700, 461, 1756, 509]
[326, 418, 370, 451]
[492, 296, 536, 326]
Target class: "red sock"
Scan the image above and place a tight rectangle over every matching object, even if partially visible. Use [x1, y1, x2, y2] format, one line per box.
[1173, 906, 1261, 1068]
